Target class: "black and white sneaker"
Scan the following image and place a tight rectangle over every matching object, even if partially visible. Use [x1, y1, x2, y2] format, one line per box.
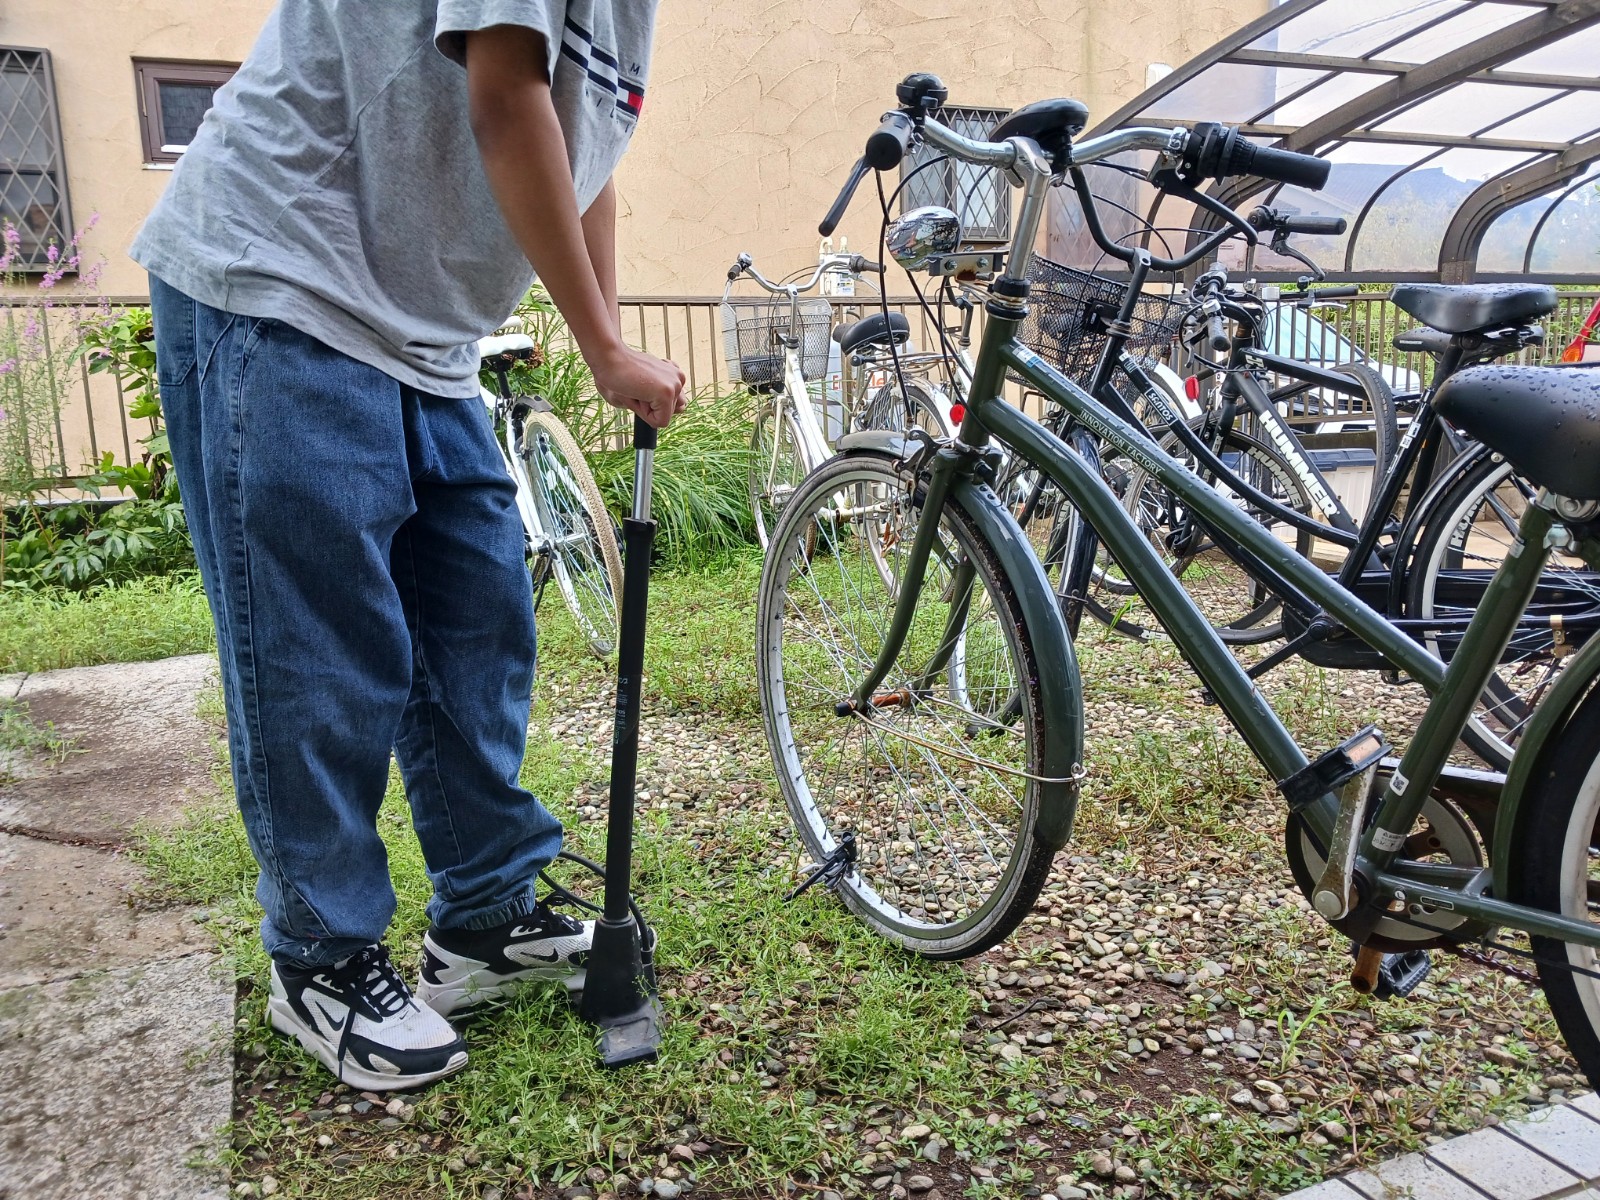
[416, 903, 592, 1018]
[267, 944, 468, 1091]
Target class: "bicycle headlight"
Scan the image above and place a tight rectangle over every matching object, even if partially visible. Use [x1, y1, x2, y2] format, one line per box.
[887, 206, 962, 270]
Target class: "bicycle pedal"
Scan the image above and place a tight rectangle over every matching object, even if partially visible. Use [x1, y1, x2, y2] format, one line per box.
[1350, 944, 1431, 1000]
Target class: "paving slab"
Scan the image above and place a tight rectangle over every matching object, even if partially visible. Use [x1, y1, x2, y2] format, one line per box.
[1570, 1093, 1600, 1125]
[1426, 1127, 1581, 1200]
[1344, 1153, 1489, 1200]
[0, 953, 231, 1200]
[1500, 1104, 1600, 1181]
[0, 655, 219, 845]
[0, 832, 208, 990]
[1278, 1179, 1368, 1200]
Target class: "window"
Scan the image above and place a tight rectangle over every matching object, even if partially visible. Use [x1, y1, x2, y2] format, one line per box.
[133, 60, 237, 165]
[901, 106, 1013, 245]
[0, 46, 72, 272]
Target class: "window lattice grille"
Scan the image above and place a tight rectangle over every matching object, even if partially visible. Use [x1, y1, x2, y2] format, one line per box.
[0, 47, 72, 272]
[901, 106, 1013, 245]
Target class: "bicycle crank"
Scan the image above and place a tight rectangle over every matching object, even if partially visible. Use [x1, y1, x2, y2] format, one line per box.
[1285, 789, 1486, 951]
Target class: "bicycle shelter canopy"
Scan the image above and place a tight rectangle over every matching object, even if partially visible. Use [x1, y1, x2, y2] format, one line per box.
[1049, 0, 1600, 282]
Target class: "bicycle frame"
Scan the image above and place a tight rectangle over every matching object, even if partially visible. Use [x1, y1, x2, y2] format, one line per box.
[853, 284, 1600, 955]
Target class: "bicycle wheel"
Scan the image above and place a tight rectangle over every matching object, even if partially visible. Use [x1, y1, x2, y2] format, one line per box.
[1328, 362, 1398, 524]
[1115, 420, 1316, 644]
[757, 451, 1053, 958]
[1406, 454, 1600, 769]
[1507, 683, 1600, 1088]
[750, 401, 808, 550]
[858, 379, 952, 439]
[520, 410, 624, 658]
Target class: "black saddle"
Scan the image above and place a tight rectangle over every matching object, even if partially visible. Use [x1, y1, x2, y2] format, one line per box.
[834, 311, 910, 356]
[1391, 283, 1556, 336]
[1434, 365, 1600, 501]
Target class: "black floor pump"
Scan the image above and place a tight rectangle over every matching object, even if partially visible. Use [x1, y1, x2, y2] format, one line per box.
[577, 414, 666, 1068]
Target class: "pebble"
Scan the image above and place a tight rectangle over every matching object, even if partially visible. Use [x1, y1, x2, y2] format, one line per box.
[907, 1177, 935, 1193]
[653, 1182, 682, 1200]
[902, 1124, 932, 1140]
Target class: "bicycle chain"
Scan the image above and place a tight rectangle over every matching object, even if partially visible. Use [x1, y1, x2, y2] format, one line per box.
[1437, 939, 1542, 985]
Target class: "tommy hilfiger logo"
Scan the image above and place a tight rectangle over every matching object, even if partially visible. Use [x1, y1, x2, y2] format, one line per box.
[561, 16, 645, 119]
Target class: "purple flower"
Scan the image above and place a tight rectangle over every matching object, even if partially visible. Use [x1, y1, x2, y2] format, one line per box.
[45, 243, 59, 264]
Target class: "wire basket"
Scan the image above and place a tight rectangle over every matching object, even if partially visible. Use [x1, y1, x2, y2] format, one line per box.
[720, 295, 834, 390]
[1017, 255, 1184, 385]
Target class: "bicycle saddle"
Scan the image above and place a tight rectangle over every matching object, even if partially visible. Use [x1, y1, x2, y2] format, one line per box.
[478, 332, 536, 362]
[1390, 283, 1556, 336]
[833, 312, 910, 356]
[1434, 364, 1600, 501]
[990, 99, 1091, 170]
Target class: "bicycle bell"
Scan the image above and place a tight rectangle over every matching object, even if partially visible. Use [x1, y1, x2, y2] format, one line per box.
[887, 206, 962, 270]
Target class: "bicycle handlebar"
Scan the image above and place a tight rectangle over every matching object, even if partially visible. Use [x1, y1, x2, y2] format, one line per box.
[726, 253, 878, 296]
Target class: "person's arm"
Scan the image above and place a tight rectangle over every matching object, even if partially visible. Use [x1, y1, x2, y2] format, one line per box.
[582, 178, 622, 335]
[464, 25, 683, 427]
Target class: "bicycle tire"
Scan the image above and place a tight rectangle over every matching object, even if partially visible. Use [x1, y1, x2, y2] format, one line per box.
[859, 379, 953, 439]
[1327, 362, 1398, 528]
[1405, 453, 1600, 770]
[1114, 420, 1316, 645]
[757, 450, 1054, 959]
[1506, 682, 1600, 1088]
[521, 409, 624, 659]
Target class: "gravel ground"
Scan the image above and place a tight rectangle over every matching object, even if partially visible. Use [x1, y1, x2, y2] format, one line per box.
[207, 576, 1579, 1200]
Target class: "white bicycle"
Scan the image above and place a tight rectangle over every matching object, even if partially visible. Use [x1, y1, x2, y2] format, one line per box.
[479, 333, 624, 658]
[723, 252, 953, 549]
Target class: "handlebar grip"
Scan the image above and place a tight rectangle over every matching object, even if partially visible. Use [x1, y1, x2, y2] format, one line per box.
[820, 158, 869, 238]
[1284, 214, 1346, 236]
[634, 414, 658, 451]
[852, 255, 885, 274]
[1310, 284, 1360, 300]
[865, 112, 916, 171]
[1228, 139, 1330, 190]
[1206, 311, 1230, 353]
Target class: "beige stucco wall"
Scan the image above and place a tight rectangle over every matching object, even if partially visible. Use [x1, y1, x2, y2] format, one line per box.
[5, 0, 1261, 300]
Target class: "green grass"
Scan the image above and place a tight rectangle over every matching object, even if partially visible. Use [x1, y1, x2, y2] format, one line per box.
[117, 555, 1574, 1199]
[130, 558, 1026, 1196]
[0, 695, 75, 783]
[0, 573, 215, 672]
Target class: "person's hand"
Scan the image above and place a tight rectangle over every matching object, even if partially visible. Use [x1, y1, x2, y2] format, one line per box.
[591, 344, 686, 430]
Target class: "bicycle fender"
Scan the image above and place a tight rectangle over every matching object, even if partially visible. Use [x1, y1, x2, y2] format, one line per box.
[837, 429, 913, 459]
[1492, 631, 1600, 891]
[950, 476, 1086, 851]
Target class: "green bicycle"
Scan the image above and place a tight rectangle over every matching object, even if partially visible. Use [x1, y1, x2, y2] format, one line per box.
[756, 73, 1600, 1085]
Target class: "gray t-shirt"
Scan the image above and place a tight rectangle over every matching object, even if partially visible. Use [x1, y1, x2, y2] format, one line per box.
[131, 0, 657, 398]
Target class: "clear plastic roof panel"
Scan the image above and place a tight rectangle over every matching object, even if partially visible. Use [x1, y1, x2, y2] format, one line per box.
[1080, 0, 1600, 281]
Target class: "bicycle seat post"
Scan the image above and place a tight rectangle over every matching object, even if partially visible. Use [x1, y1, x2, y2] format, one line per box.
[578, 413, 665, 1067]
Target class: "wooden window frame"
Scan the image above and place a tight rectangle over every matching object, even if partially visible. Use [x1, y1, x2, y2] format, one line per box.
[133, 59, 237, 165]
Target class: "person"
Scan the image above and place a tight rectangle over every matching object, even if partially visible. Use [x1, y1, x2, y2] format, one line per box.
[131, 0, 684, 1092]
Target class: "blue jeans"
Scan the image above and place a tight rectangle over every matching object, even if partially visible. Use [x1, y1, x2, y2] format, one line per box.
[149, 275, 563, 966]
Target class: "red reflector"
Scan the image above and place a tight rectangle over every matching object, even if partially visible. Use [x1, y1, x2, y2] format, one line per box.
[950, 403, 966, 425]
[1184, 375, 1200, 401]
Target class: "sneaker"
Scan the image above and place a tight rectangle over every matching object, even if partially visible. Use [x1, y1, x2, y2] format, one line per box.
[267, 944, 468, 1091]
[416, 903, 592, 1018]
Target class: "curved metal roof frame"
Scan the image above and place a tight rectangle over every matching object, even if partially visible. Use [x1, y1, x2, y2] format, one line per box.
[1084, 0, 1600, 282]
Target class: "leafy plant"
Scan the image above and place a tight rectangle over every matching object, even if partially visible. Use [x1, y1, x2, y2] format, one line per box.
[1, 493, 192, 590]
[81, 306, 174, 498]
[486, 288, 758, 570]
[588, 385, 757, 570]
[0, 217, 110, 583]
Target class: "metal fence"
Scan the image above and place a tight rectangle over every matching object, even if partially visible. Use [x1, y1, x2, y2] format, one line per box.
[10, 287, 1598, 492]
